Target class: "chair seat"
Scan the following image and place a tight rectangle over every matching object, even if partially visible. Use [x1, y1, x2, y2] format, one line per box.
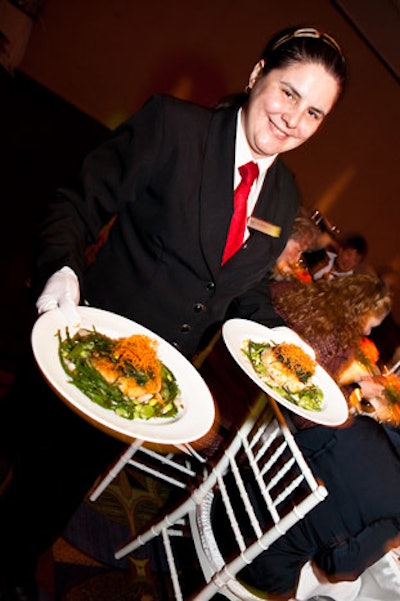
[191, 490, 269, 601]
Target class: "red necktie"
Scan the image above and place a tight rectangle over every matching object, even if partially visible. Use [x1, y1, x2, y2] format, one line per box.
[221, 161, 259, 265]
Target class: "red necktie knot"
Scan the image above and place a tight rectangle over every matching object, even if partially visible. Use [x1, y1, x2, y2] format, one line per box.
[221, 161, 259, 265]
[239, 161, 259, 185]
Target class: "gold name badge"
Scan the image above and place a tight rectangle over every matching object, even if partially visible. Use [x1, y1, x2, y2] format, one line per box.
[247, 216, 281, 238]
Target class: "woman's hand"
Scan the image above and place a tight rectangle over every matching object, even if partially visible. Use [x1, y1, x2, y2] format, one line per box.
[358, 375, 385, 400]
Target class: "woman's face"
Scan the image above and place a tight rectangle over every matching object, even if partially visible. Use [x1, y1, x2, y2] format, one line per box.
[278, 239, 303, 264]
[335, 247, 362, 272]
[362, 314, 384, 336]
[242, 61, 340, 159]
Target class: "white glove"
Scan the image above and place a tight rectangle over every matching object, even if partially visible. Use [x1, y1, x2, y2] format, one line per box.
[36, 266, 81, 325]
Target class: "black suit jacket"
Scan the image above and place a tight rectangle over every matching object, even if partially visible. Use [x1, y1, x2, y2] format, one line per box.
[34, 95, 299, 356]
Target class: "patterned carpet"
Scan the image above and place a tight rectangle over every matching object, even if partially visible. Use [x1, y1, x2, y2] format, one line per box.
[37, 461, 186, 601]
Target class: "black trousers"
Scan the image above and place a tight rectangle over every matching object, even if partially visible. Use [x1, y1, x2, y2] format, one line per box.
[0, 348, 124, 582]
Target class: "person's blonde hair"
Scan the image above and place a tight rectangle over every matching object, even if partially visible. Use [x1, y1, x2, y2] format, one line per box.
[289, 210, 321, 250]
[273, 274, 391, 351]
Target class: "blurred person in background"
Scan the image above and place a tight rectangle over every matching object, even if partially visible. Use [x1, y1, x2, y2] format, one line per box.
[271, 206, 321, 283]
[310, 234, 369, 280]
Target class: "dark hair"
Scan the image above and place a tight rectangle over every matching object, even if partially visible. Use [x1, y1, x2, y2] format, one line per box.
[341, 235, 368, 258]
[215, 25, 347, 110]
[259, 26, 347, 101]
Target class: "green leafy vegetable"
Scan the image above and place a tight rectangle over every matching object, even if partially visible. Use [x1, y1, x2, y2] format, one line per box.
[58, 328, 181, 421]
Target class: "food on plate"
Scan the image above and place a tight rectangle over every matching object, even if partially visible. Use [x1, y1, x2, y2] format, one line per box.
[58, 328, 182, 420]
[258, 341, 315, 393]
[241, 339, 323, 411]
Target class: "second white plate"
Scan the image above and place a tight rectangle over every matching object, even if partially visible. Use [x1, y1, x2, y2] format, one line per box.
[222, 318, 348, 426]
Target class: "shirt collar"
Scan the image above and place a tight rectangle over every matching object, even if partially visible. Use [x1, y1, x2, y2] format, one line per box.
[235, 108, 277, 185]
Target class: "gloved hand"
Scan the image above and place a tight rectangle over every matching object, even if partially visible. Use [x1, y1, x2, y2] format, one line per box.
[36, 266, 81, 325]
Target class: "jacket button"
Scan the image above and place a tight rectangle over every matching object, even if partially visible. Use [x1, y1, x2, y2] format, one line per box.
[206, 281, 215, 291]
[193, 303, 206, 313]
[180, 323, 191, 333]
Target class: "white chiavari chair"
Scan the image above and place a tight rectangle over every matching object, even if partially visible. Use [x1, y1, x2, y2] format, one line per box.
[112, 394, 327, 601]
[89, 439, 207, 502]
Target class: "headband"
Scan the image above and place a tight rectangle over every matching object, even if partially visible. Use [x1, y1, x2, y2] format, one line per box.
[272, 27, 344, 58]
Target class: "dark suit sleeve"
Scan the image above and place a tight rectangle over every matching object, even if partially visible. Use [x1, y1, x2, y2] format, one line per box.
[227, 274, 287, 328]
[314, 518, 400, 579]
[32, 95, 166, 295]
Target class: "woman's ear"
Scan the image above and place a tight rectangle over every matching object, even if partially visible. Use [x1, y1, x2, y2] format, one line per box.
[247, 59, 265, 91]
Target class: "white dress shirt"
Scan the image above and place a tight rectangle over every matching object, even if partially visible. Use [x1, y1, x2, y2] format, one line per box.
[234, 108, 277, 242]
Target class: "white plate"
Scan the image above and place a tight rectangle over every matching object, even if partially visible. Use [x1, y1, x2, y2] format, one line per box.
[222, 319, 348, 426]
[31, 307, 215, 444]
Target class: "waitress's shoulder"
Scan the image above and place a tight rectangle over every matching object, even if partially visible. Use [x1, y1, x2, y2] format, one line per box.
[140, 93, 216, 120]
[106, 94, 216, 144]
[275, 155, 299, 190]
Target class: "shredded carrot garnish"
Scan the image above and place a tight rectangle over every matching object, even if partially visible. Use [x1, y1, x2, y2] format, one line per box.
[273, 343, 315, 377]
[113, 334, 161, 376]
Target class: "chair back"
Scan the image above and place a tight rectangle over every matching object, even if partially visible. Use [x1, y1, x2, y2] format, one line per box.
[114, 394, 327, 601]
[188, 394, 328, 600]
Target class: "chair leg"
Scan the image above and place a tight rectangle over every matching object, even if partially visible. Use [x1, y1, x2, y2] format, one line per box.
[162, 528, 185, 601]
[90, 441, 207, 502]
[115, 496, 195, 559]
[89, 440, 143, 501]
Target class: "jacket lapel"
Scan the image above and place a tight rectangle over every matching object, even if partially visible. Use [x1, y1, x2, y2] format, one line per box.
[199, 106, 238, 276]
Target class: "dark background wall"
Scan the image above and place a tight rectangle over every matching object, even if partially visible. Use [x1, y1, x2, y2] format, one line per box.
[1, 0, 399, 358]
[0, 66, 108, 358]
